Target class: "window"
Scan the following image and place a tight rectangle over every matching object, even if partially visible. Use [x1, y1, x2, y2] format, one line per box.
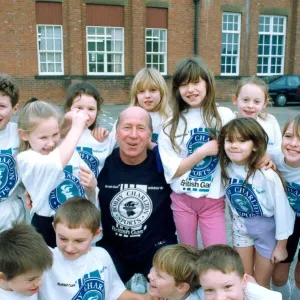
[37, 25, 64, 75]
[145, 29, 167, 74]
[221, 13, 241, 75]
[86, 26, 124, 75]
[257, 15, 286, 75]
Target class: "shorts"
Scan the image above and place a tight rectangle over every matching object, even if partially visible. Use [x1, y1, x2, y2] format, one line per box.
[281, 216, 300, 263]
[232, 215, 276, 259]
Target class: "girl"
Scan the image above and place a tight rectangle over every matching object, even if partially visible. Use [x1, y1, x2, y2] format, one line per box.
[158, 56, 235, 248]
[148, 244, 203, 300]
[271, 115, 300, 300]
[218, 117, 295, 288]
[17, 99, 97, 247]
[232, 76, 282, 149]
[64, 82, 116, 178]
[130, 67, 170, 147]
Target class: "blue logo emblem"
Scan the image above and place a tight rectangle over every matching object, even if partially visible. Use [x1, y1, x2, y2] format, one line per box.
[181, 128, 219, 192]
[152, 133, 159, 144]
[286, 181, 300, 216]
[77, 147, 100, 177]
[226, 178, 263, 217]
[49, 166, 85, 211]
[0, 150, 18, 199]
[72, 270, 105, 300]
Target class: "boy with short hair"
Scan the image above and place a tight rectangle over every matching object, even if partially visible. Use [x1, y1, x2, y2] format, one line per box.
[197, 244, 282, 300]
[0, 74, 25, 232]
[39, 197, 151, 300]
[0, 223, 53, 299]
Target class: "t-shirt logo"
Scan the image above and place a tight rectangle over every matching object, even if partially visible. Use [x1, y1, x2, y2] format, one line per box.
[49, 165, 85, 211]
[226, 178, 263, 218]
[110, 184, 153, 238]
[286, 181, 300, 216]
[72, 270, 105, 300]
[77, 146, 100, 177]
[152, 132, 159, 144]
[0, 149, 18, 199]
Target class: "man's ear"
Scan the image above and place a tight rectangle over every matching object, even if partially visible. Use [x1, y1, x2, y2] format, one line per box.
[93, 228, 102, 239]
[12, 103, 19, 115]
[18, 129, 28, 141]
[232, 94, 237, 105]
[176, 282, 190, 295]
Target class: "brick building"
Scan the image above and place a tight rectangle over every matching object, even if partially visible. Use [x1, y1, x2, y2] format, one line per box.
[1, 0, 299, 104]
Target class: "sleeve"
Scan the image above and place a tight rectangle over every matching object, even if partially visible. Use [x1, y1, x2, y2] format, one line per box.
[245, 282, 282, 300]
[218, 107, 235, 126]
[266, 171, 295, 240]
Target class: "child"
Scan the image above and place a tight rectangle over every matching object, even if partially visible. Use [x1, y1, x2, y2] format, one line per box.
[197, 244, 282, 300]
[271, 115, 300, 300]
[158, 56, 235, 247]
[64, 82, 116, 178]
[39, 197, 152, 300]
[0, 74, 25, 232]
[17, 99, 97, 247]
[218, 117, 295, 288]
[0, 222, 53, 299]
[130, 67, 170, 146]
[148, 244, 204, 299]
[232, 76, 281, 149]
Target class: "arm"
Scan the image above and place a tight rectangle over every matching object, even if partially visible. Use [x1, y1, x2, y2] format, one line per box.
[271, 239, 288, 263]
[118, 290, 153, 300]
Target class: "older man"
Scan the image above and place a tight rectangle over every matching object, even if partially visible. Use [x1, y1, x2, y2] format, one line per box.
[97, 106, 176, 286]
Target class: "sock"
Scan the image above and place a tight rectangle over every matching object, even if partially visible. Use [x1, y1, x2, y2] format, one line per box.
[271, 279, 291, 300]
[291, 284, 300, 300]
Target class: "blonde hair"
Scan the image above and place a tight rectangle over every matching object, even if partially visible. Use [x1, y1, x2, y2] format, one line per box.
[130, 67, 170, 119]
[153, 244, 200, 293]
[164, 56, 221, 153]
[18, 100, 62, 152]
[234, 76, 270, 120]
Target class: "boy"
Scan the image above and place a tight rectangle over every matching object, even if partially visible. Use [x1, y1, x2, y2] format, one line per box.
[0, 223, 53, 299]
[0, 74, 25, 232]
[39, 197, 151, 300]
[197, 244, 282, 300]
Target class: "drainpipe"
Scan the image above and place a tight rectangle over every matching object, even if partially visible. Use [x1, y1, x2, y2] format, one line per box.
[244, 0, 250, 75]
[194, 0, 200, 55]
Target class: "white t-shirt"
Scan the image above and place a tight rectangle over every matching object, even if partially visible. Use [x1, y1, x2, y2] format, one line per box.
[158, 107, 235, 198]
[225, 163, 295, 240]
[39, 247, 126, 300]
[17, 148, 95, 217]
[0, 122, 25, 231]
[269, 147, 300, 217]
[149, 111, 166, 143]
[0, 288, 37, 300]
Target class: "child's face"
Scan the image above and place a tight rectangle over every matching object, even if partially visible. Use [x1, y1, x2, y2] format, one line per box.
[282, 122, 300, 168]
[0, 94, 18, 131]
[19, 117, 60, 155]
[232, 84, 266, 119]
[55, 222, 96, 261]
[5, 270, 43, 296]
[179, 77, 207, 108]
[224, 134, 256, 166]
[200, 270, 246, 300]
[148, 266, 183, 299]
[136, 87, 161, 112]
[70, 94, 97, 128]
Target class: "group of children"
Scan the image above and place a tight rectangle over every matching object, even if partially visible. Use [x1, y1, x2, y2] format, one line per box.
[0, 54, 299, 300]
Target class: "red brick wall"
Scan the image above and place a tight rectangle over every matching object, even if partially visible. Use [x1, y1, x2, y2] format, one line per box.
[1, 0, 297, 105]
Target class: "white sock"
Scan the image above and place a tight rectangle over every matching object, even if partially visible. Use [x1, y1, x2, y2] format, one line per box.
[291, 284, 300, 300]
[271, 279, 291, 300]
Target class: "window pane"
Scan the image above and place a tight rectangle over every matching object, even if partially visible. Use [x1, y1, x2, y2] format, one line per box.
[48, 53, 54, 62]
[54, 27, 61, 38]
[88, 27, 96, 35]
[47, 39, 54, 51]
[46, 27, 53, 38]
[54, 39, 61, 51]
[56, 63, 62, 72]
[88, 42, 96, 51]
[55, 53, 61, 62]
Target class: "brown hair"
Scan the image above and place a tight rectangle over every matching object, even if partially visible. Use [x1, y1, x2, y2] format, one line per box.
[0, 223, 53, 280]
[282, 114, 300, 139]
[164, 57, 221, 153]
[153, 244, 200, 293]
[0, 73, 19, 107]
[53, 197, 100, 234]
[197, 244, 244, 278]
[65, 82, 103, 130]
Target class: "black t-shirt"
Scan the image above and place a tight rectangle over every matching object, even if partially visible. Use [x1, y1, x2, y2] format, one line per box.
[97, 148, 176, 253]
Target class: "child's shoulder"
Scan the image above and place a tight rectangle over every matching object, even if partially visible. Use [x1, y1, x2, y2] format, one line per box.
[258, 113, 279, 123]
[245, 282, 282, 300]
[259, 167, 281, 184]
[217, 106, 235, 124]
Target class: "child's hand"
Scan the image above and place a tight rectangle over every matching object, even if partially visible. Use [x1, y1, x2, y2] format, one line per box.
[79, 166, 97, 189]
[71, 109, 89, 131]
[92, 127, 110, 142]
[271, 244, 288, 264]
[198, 140, 219, 157]
[256, 154, 275, 170]
[24, 190, 32, 209]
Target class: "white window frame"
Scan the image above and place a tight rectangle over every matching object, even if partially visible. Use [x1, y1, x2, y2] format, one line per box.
[86, 26, 124, 75]
[257, 15, 286, 76]
[37, 25, 64, 75]
[221, 12, 241, 76]
[145, 28, 167, 75]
